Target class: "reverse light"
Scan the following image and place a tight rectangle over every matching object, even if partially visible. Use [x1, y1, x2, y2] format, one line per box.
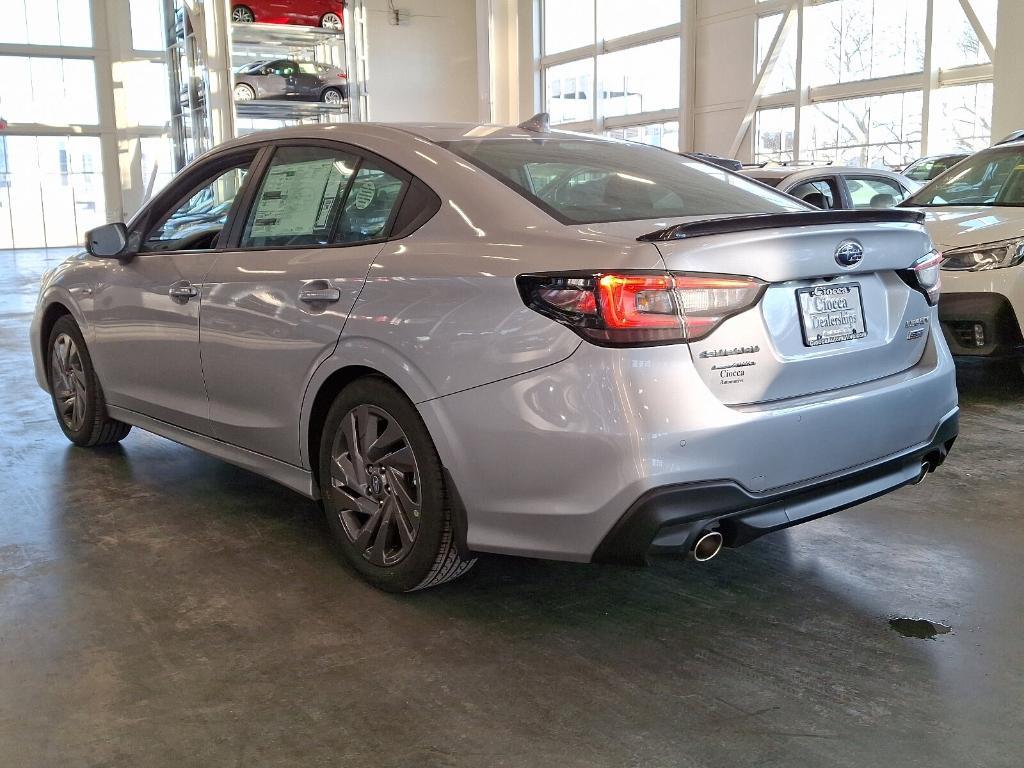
[517, 271, 766, 346]
[941, 238, 1024, 272]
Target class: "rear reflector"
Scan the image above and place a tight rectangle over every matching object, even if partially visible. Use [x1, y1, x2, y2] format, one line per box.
[517, 270, 766, 347]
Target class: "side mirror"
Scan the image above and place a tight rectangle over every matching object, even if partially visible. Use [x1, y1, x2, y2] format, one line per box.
[86, 222, 130, 259]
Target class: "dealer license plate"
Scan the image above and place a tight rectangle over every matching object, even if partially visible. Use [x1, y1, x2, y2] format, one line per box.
[796, 283, 867, 347]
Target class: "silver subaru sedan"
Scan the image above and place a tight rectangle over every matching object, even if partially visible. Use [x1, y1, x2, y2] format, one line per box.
[30, 121, 959, 592]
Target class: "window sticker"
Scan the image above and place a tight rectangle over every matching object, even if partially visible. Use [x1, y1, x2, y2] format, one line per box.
[250, 158, 336, 238]
[352, 181, 376, 210]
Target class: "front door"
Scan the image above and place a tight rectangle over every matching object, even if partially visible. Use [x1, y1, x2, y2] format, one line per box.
[200, 143, 410, 464]
[88, 151, 259, 434]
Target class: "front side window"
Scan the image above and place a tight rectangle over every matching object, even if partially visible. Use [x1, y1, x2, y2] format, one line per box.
[907, 148, 1024, 207]
[143, 161, 252, 252]
[444, 137, 804, 224]
[846, 176, 907, 208]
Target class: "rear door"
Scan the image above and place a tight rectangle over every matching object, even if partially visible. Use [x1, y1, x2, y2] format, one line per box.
[654, 218, 936, 405]
[198, 141, 412, 464]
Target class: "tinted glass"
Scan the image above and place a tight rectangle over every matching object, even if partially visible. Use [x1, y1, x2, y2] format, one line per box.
[908, 148, 1024, 207]
[144, 163, 250, 252]
[333, 161, 406, 244]
[788, 179, 838, 209]
[241, 146, 358, 249]
[444, 138, 804, 224]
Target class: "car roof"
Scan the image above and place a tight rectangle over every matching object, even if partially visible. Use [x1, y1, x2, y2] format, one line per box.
[743, 165, 907, 181]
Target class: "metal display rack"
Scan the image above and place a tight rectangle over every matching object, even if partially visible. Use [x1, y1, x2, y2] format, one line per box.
[166, 1, 367, 169]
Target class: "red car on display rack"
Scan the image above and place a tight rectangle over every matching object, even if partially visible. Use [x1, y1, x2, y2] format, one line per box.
[231, 0, 344, 30]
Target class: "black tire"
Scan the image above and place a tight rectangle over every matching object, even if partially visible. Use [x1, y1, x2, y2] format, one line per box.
[318, 377, 475, 592]
[46, 315, 131, 447]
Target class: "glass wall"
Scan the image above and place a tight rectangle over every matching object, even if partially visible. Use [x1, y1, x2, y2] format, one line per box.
[753, 0, 999, 166]
[0, 0, 174, 248]
[541, 0, 681, 151]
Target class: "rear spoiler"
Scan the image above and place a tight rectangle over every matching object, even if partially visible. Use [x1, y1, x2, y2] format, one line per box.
[637, 209, 926, 242]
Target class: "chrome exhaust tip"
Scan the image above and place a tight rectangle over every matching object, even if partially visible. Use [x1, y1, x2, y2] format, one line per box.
[911, 460, 932, 486]
[692, 530, 724, 562]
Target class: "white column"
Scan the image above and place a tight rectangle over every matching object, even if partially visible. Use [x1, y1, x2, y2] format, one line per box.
[90, 0, 125, 223]
[991, 0, 1024, 141]
[203, 0, 236, 148]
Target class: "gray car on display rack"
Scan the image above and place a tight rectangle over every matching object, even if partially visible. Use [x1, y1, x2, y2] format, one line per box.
[233, 59, 348, 104]
[30, 119, 959, 591]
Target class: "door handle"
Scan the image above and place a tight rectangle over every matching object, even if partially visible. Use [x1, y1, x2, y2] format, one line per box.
[168, 281, 199, 301]
[299, 286, 342, 304]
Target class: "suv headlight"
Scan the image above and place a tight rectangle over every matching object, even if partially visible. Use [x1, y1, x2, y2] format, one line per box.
[941, 238, 1024, 271]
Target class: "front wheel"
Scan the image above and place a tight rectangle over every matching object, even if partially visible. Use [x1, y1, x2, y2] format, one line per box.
[318, 378, 475, 592]
[233, 83, 256, 102]
[47, 315, 131, 447]
[232, 5, 254, 23]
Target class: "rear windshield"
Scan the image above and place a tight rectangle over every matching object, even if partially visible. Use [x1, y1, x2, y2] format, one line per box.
[441, 137, 805, 224]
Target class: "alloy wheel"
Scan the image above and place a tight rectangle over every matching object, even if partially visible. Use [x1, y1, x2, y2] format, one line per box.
[323, 89, 343, 104]
[321, 13, 343, 30]
[234, 84, 255, 101]
[232, 7, 254, 23]
[51, 333, 86, 432]
[329, 404, 422, 567]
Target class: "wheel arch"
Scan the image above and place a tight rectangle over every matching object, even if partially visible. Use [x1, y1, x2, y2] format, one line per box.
[38, 301, 76, 388]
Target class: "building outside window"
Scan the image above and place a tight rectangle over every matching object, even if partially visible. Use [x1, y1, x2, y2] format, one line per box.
[753, 0, 998, 167]
[541, 0, 681, 152]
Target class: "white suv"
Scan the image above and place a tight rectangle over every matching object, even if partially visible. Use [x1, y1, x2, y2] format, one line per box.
[903, 142, 1024, 368]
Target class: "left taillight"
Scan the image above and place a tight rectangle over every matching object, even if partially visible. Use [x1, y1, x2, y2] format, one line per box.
[516, 271, 766, 347]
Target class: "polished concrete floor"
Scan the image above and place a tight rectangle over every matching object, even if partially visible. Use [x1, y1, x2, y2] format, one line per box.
[2, 247, 1023, 767]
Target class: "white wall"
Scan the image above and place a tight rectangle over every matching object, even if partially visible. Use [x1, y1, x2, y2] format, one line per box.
[364, 0, 481, 122]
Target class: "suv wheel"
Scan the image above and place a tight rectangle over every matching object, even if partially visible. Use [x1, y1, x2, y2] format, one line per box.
[318, 378, 475, 592]
[47, 315, 131, 447]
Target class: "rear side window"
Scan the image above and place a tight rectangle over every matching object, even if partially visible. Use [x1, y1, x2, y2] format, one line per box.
[333, 161, 406, 244]
[788, 179, 839, 210]
[442, 137, 804, 224]
[846, 176, 907, 209]
[240, 146, 358, 249]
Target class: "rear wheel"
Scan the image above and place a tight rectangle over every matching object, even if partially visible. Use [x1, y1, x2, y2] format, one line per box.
[321, 87, 344, 104]
[232, 5, 254, 23]
[233, 83, 255, 101]
[318, 378, 475, 592]
[47, 315, 131, 447]
[320, 12, 343, 30]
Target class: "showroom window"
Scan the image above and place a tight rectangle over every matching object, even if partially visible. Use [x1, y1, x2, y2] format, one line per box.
[541, 0, 681, 144]
[0, 57, 100, 126]
[0, 136, 105, 250]
[0, 0, 93, 48]
[752, 0, 997, 166]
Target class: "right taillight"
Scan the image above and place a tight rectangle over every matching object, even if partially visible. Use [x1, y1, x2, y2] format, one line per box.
[907, 250, 942, 305]
[517, 270, 766, 347]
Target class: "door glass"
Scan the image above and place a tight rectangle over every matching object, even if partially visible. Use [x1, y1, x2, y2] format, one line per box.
[241, 146, 359, 249]
[788, 179, 838, 209]
[333, 161, 406, 244]
[143, 163, 251, 252]
[846, 176, 906, 208]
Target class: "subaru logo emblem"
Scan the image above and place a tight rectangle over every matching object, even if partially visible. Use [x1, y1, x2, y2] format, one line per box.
[834, 240, 864, 268]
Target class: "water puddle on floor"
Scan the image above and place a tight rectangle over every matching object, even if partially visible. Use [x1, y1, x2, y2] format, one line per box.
[888, 616, 952, 640]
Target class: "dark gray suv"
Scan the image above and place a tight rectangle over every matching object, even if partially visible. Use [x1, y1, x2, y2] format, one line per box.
[233, 59, 348, 104]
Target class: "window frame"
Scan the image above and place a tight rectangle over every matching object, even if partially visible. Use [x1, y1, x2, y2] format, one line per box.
[132, 146, 266, 255]
[219, 139, 424, 253]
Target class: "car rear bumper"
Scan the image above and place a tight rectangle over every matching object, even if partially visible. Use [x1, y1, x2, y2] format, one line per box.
[420, 323, 959, 563]
[593, 408, 958, 564]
